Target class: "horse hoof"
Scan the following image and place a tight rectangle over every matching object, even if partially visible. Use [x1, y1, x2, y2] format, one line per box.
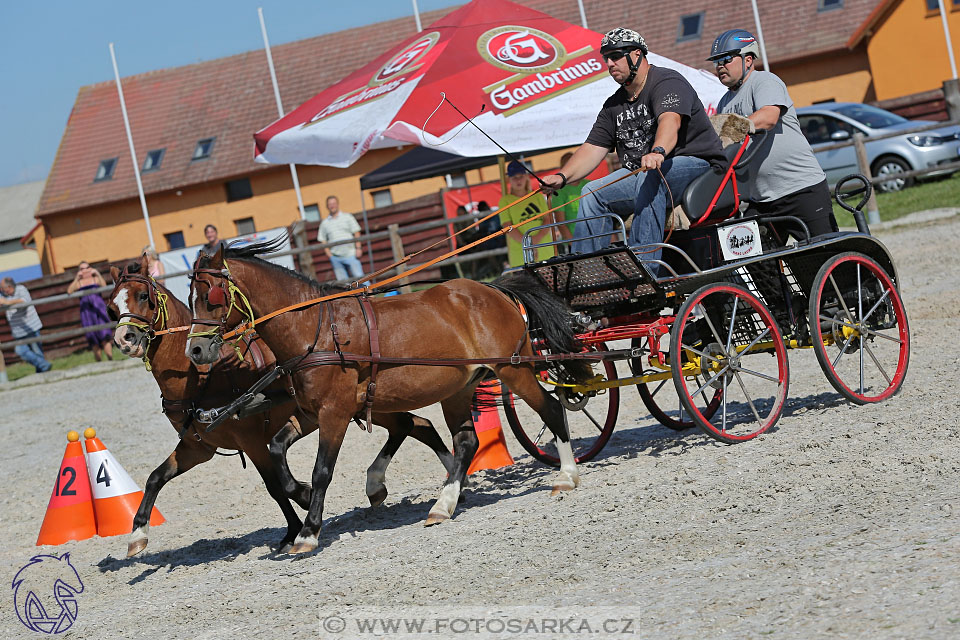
[550, 481, 577, 496]
[424, 510, 450, 527]
[126, 538, 148, 558]
[286, 542, 317, 554]
[368, 486, 388, 508]
[278, 543, 294, 554]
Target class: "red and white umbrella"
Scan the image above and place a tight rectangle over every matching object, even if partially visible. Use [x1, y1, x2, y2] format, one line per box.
[254, 0, 726, 167]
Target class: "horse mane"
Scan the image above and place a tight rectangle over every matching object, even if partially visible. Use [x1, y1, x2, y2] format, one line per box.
[200, 234, 348, 294]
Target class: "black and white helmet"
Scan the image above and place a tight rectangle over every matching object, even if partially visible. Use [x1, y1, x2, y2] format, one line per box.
[600, 28, 648, 57]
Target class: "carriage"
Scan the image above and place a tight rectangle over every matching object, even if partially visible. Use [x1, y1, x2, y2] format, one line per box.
[499, 163, 910, 466]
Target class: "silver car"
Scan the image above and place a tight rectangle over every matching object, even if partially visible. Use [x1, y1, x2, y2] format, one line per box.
[796, 102, 960, 192]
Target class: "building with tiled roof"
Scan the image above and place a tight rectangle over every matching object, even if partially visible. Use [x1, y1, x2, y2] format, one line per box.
[34, 0, 956, 273]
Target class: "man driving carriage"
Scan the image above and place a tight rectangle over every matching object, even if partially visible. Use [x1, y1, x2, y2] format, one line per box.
[541, 28, 726, 263]
[708, 29, 838, 242]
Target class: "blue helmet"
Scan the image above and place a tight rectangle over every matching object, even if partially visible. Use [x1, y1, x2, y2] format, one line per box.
[707, 29, 761, 62]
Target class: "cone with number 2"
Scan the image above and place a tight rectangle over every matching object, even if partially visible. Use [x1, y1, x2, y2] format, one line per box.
[83, 428, 164, 537]
[36, 431, 97, 545]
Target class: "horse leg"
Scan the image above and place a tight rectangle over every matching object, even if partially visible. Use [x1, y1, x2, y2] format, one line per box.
[287, 412, 351, 555]
[425, 387, 481, 526]
[498, 365, 580, 495]
[127, 440, 214, 557]
[240, 444, 304, 553]
[268, 418, 315, 510]
[408, 414, 455, 475]
[367, 412, 455, 507]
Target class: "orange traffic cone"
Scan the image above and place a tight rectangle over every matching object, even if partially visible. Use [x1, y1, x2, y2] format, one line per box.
[37, 431, 97, 546]
[82, 428, 164, 537]
[467, 381, 514, 475]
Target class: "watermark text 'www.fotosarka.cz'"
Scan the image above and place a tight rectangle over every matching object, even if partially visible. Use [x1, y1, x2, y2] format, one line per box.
[319, 606, 651, 638]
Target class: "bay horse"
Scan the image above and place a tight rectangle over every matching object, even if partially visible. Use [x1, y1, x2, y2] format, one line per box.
[108, 255, 453, 555]
[186, 238, 592, 554]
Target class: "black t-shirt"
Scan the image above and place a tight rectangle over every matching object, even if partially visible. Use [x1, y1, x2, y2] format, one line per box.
[585, 66, 725, 170]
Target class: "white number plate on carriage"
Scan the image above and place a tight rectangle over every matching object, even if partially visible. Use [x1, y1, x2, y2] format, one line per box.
[718, 219, 762, 261]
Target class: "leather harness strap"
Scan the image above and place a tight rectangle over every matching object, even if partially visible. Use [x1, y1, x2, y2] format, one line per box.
[357, 295, 379, 433]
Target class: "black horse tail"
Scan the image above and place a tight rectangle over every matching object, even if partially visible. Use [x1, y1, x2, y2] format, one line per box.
[489, 270, 593, 384]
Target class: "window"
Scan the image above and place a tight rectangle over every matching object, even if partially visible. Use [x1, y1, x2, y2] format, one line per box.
[925, 0, 960, 10]
[818, 0, 843, 11]
[142, 148, 165, 172]
[447, 172, 468, 188]
[371, 189, 393, 208]
[234, 217, 256, 236]
[799, 115, 858, 145]
[225, 178, 253, 202]
[164, 231, 185, 250]
[677, 13, 704, 42]
[94, 157, 118, 182]
[303, 204, 321, 222]
[192, 137, 216, 160]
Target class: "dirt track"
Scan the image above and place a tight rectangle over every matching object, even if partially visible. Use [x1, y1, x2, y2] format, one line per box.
[2, 216, 958, 639]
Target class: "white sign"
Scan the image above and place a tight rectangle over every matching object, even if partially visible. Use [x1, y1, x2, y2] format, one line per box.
[158, 228, 295, 304]
[718, 220, 762, 262]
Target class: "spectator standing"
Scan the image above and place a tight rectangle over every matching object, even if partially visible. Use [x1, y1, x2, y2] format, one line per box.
[498, 161, 556, 267]
[708, 29, 838, 242]
[198, 224, 227, 258]
[551, 151, 589, 241]
[67, 262, 114, 362]
[317, 195, 364, 281]
[0, 277, 52, 373]
[142, 246, 165, 278]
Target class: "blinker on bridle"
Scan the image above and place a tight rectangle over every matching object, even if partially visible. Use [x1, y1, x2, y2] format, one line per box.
[188, 261, 257, 356]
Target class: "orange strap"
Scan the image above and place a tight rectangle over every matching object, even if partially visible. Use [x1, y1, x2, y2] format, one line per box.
[216, 167, 645, 341]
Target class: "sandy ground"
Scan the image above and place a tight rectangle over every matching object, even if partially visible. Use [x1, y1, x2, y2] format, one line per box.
[2, 217, 958, 639]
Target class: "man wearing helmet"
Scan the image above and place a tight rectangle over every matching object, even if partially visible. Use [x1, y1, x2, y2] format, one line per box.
[708, 29, 838, 241]
[541, 28, 725, 261]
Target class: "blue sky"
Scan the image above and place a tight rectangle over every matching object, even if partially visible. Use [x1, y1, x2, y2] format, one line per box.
[0, 0, 461, 187]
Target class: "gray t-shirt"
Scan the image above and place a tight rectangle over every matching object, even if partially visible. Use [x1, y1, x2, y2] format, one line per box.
[317, 212, 361, 257]
[4, 284, 43, 338]
[717, 70, 824, 201]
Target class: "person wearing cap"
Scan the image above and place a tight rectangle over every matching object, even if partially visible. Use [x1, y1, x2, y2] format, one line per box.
[498, 160, 555, 267]
[708, 29, 837, 242]
[541, 28, 725, 262]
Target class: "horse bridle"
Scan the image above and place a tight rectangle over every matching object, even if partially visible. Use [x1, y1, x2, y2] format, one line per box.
[188, 261, 257, 351]
[111, 271, 171, 363]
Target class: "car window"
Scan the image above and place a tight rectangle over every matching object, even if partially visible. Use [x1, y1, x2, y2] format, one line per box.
[834, 104, 907, 129]
[799, 115, 831, 144]
[825, 116, 856, 138]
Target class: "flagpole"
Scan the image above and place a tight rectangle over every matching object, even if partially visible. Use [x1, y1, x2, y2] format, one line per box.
[576, 0, 588, 29]
[258, 7, 307, 221]
[412, 0, 422, 32]
[109, 43, 155, 249]
[749, 0, 771, 71]
[938, 1, 958, 79]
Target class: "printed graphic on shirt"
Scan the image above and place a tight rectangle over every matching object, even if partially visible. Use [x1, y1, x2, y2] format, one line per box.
[515, 200, 544, 223]
[614, 103, 655, 171]
[661, 93, 681, 110]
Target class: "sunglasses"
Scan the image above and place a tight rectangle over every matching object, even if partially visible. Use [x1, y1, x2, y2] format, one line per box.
[602, 50, 629, 62]
[714, 55, 738, 67]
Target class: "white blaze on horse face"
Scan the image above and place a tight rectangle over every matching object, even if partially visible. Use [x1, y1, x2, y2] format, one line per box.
[112, 288, 132, 347]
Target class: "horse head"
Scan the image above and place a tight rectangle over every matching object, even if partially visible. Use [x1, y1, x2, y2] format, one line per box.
[108, 254, 164, 359]
[186, 244, 252, 366]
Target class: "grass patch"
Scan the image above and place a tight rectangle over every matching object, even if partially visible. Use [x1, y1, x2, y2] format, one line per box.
[5, 348, 125, 382]
[833, 172, 960, 227]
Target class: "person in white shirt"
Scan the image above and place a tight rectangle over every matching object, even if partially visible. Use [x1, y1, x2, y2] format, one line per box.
[317, 195, 364, 281]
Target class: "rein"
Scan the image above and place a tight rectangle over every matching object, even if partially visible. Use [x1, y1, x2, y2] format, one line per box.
[188, 167, 646, 342]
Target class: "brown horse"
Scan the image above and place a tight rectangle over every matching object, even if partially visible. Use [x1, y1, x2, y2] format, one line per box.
[186, 239, 592, 554]
[109, 255, 453, 555]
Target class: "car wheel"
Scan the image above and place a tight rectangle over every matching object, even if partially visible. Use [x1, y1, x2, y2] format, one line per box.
[872, 155, 913, 193]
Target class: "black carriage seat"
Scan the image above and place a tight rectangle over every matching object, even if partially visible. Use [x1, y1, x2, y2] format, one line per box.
[677, 113, 765, 227]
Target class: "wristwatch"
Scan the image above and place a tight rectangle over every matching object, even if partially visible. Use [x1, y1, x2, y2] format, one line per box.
[651, 146, 666, 156]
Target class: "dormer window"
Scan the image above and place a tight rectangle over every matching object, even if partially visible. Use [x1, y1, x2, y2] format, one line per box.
[677, 13, 704, 42]
[94, 157, 118, 181]
[192, 138, 215, 161]
[142, 148, 165, 172]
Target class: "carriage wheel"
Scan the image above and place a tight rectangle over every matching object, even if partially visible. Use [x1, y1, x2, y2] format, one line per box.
[502, 343, 619, 467]
[809, 252, 910, 404]
[631, 337, 722, 431]
[670, 283, 790, 443]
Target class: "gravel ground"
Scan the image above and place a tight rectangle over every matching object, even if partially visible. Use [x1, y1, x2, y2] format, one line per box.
[2, 217, 958, 639]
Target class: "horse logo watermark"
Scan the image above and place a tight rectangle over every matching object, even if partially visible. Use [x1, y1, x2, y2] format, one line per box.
[12, 553, 84, 634]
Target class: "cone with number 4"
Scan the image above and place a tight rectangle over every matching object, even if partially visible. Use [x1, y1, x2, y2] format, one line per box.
[83, 428, 163, 537]
[36, 431, 97, 546]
